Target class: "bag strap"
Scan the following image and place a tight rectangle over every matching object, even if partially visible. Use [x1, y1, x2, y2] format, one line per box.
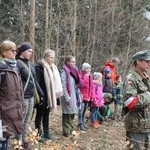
[17, 59, 34, 92]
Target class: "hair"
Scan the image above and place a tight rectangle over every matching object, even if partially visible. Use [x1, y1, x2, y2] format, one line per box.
[43, 49, 55, 58]
[111, 57, 120, 63]
[64, 55, 75, 64]
[0, 40, 16, 57]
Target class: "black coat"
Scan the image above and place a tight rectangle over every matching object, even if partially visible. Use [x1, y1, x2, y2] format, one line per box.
[102, 75, 113, 94]
[17, 58, 44, 99]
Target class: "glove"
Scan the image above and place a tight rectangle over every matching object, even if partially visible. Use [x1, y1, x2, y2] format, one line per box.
[124, 96, 138, 110]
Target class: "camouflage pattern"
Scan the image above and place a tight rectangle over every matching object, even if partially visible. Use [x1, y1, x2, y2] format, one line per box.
[123, 70, 150, 132]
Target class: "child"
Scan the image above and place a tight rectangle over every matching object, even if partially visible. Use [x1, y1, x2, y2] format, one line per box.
[90, 72, 104, 128]
[102, 67, 113, 94]
[78, 63, 95, 131]
[113, 74, 123, 120]
[97, 93, 113, 121]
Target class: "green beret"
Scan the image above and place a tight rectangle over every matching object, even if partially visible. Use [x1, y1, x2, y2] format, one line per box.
[132, 50, 150, 61]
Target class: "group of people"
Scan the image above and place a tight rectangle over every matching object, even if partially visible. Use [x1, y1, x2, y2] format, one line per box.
[0, 40, 63, 149]
[0, 39, 150, 150]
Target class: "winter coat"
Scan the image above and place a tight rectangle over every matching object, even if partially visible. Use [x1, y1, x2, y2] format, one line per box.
[123, 71, 150, 132]
[61, 70, 78, 114]
[91, 82, 104, 107]
[0, 63, 24, 138]
[104, 60, 117, 84]
[79, 72, 95, 101]
[113, 82, 123, 105]
[17, 58, 44, 99]
[102, 75, 113, 94]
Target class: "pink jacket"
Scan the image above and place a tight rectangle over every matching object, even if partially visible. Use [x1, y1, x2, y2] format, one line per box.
[91, 82, 104, 107]
[79, 72, 95, 101]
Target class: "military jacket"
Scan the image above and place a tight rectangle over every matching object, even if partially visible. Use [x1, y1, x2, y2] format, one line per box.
[123, 70, 150, 132]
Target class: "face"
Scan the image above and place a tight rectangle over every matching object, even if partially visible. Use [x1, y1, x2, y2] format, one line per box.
[97, 77, 102, 82]
[116, 77, 122, 82]
[3, 49, 17, 60]
[84, 68, 91, 74]
[67, 58, 76, 68]
[112, 61, 119, 67]
[45, 53, 55, 65]
[20, 49, 33, 60]
[137, 60, 150, 72]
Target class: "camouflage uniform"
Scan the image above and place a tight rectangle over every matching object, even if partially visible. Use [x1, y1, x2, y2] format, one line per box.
[123, 50, 150, 150]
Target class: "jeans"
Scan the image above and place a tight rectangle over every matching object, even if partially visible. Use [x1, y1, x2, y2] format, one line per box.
[19, 97, 34, 141]
[0, 138, 8, 150]
[91, 107, 98, 122]
[78, 101, 89, 125]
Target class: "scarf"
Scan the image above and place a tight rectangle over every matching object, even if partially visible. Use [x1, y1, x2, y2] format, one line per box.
[0, 58, 17, 70]
[39, 59, 63, 111]
[62, 64, 80, 95]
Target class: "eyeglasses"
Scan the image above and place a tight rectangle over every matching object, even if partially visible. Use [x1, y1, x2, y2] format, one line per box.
[9, 49, 17, 53]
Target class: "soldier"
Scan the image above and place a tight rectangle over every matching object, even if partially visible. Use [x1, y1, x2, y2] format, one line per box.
[123, 50, 150, 149]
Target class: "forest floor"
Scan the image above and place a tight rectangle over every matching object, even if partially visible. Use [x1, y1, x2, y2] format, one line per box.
[10, 105, 127, 150]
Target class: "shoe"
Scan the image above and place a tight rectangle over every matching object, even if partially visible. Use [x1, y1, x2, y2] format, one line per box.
[96, 120, 100, 124]
[44, 130, 52, 140]
[91, 122, 99, 128]
[63, 132, 70, 137]
[78, 124, 87, 131]
[39, 136, 46, 143]
[83, 124, 90, 129]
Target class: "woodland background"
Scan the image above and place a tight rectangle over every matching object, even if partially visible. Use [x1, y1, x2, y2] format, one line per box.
[0, 0, 150, 78]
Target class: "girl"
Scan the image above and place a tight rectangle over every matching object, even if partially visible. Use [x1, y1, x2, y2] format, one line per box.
[91, 72, 104, 128]
[78, 63, 95, 130]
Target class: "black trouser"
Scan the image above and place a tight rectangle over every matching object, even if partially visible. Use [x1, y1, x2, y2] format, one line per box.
[35, 103, 50, 133]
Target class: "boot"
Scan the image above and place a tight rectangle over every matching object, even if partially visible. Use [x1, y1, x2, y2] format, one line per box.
[44, 129, 52, 140]
[78, 123, 87, 131]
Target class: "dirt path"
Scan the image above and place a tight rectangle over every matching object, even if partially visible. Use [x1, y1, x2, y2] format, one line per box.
[46, 106, 127, 150]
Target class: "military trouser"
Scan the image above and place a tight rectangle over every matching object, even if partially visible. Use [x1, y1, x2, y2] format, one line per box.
[126, 131, 150, 150]
[62, 113, 75, 135]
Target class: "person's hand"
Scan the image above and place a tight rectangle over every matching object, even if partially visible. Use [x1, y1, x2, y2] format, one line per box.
[66, 100, 70, 106]
[39, 97, 44, 105]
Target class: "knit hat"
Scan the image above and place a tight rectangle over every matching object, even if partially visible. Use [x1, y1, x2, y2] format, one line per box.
[104, 67, 111, 74]
[93, 72, 102, 80]
[81, 63, 91, 71]
[17, 43, 32, 56]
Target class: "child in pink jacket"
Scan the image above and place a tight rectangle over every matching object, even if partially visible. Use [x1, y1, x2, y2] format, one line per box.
[78, 63, 95, 131]
[91, 72, 104, 128]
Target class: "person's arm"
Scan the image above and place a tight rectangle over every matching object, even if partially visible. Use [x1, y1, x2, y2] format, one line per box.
[34, 65, 44, 99]
[61, 70, 71, 101]
[124, 76, 150, 110]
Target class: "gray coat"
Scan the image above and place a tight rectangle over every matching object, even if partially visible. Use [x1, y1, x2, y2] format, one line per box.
[61, 70, 78, 114]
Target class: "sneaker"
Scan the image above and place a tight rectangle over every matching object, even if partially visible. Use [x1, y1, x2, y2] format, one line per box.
[77, 124, 87, 131]
[91, 122, 99, 128]
[83, 124, 90, 129]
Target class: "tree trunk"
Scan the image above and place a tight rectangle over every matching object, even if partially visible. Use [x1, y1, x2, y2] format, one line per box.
[44, 0, 49, 50]
[29, 0, 35, 61]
